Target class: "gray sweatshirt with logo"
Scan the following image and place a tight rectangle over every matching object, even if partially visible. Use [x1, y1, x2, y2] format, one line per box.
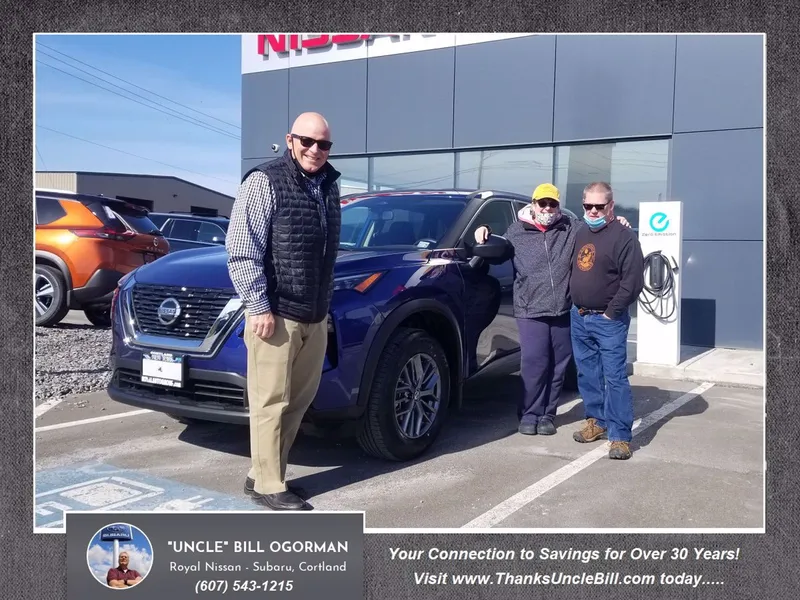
[486, 207, 580, 319]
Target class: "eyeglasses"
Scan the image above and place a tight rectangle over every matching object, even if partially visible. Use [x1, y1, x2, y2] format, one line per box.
[291, 133, 333, 151]
[536, 200, 559, 209]
[583, 203, 610, 212]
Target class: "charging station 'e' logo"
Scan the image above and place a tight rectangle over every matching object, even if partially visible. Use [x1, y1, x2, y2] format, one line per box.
[650, 212, 669, 232]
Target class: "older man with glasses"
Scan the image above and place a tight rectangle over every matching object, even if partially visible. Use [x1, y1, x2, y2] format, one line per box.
[569, 181, 644, 460]
[227, 112, 341, 510]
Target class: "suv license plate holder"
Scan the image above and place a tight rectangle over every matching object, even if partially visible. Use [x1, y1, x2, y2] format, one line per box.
[141, 352, 184, 388]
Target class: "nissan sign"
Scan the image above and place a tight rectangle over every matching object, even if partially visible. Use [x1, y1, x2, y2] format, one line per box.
[157, 298, 181, 326]
[256, 34, 431, 57]
[242, 34, 534, 74]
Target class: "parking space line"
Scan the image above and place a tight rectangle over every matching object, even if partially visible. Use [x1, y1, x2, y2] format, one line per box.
[35, 409, 153, 433]
[35, 397, 65, 418]
[462, 382, 715, 528]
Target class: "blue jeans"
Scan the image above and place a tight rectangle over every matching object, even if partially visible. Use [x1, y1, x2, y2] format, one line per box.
[569, 306, 634, 442]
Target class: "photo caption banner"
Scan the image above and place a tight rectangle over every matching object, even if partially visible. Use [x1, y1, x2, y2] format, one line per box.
[363, 534, 767, 598]
[67, 512, 364, 599]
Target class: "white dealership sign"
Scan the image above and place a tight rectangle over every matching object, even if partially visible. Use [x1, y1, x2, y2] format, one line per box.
[241, 33, 535, 73]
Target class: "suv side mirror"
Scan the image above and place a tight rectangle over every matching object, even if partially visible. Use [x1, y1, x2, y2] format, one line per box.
[471, 235, 507, 260]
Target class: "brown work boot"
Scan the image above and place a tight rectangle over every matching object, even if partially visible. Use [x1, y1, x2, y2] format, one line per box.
[572, 418, 607, 443]
[609, 441, 632, 460]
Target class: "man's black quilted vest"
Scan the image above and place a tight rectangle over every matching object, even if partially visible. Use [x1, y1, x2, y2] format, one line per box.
[242, 150, 341, 324]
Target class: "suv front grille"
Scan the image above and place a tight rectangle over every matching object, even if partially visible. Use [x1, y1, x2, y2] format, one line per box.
[115, 368, 246, 409]
[132, 284, 235, 339]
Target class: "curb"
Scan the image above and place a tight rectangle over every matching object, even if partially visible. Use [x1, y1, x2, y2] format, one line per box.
[632, 362, 763, 390]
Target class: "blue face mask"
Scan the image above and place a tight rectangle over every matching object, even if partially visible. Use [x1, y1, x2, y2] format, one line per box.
[584, 215, 607, 229]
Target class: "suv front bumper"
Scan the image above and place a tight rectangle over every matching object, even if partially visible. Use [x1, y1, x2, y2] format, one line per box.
[108, 357, 250, 424]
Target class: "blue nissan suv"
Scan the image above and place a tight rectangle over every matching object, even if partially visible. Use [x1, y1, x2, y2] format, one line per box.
[107, 189, 577, 461]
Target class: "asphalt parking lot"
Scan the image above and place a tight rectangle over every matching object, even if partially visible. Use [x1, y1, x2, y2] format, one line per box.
[34, 363, 764, 531]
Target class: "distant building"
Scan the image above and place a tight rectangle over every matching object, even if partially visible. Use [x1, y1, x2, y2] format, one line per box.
[35, 171, 234, 216]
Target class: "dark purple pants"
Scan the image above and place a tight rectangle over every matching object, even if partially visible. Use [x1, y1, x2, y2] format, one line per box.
[517, 314, 573, 425]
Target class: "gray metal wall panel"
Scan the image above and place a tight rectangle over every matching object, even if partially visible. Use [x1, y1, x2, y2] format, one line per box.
[289, 61, 367, 155]
[453, 36, 555, 147]
[553, 35, 676, 142]
[670, 128, 763, 241]
[681, 240, 763, 349]
[367, 48, 455, 153]
[673, 35, 764, 133]
[241, 71, 289, 159]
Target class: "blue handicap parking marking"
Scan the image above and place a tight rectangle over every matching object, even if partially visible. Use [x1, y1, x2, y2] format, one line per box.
[35, 463, 257, 530]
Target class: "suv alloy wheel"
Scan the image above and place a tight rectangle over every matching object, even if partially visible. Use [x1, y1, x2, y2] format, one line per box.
[357, 327, 451, 461]
[34, 265, 70, 327]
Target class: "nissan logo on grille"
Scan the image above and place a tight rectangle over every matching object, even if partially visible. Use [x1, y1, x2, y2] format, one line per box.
[157, 298, 181, 326]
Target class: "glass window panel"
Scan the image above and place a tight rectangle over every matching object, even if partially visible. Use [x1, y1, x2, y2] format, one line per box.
[462, 200, 515, 245]
[371, 153, 455, 191]
[197, 222, 226, 243]
[554, 139, 670, 229]
[456, 147, 553, 195]
[332, 157, 369, 196]
[339, 195, 466, 249]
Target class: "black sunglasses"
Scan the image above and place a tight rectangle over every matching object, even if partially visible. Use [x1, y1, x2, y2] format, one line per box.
[536, 199, 559, 209]
[291, 133, 333, 151]
[583, 203, 610, 211]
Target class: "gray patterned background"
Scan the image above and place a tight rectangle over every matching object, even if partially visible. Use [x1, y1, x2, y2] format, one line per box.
[2, 2, 798, 598]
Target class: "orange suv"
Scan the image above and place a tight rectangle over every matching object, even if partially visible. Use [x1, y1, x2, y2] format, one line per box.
[35, 189, 170, 327]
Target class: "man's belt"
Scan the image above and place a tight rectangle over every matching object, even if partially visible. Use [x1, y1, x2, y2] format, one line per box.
[577, 306, 606, 316]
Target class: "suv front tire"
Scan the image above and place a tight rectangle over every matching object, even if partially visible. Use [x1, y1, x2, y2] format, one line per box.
[357, 327, 451, 461]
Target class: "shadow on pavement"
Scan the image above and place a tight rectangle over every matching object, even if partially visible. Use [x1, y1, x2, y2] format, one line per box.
[176, 373, 709, 505]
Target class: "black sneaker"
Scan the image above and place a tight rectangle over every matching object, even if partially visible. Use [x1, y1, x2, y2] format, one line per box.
[518, 422, 538, 435]
[537, 419, 557, 435]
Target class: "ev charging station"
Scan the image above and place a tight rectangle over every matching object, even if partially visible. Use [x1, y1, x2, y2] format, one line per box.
[636, 201, 683, 366]
[100, 523, 134, 571]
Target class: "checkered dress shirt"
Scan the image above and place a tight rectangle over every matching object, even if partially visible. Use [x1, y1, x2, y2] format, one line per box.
[226, 169, 328, 315]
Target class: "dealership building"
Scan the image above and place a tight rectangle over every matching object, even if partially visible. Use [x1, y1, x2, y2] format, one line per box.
[240, 33, 764, 350]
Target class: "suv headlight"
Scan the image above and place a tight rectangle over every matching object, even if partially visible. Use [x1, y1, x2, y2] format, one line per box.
[333, 271, 385, 293]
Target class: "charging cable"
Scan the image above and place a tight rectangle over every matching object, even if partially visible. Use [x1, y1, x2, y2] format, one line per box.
[638, 251, 677, 320]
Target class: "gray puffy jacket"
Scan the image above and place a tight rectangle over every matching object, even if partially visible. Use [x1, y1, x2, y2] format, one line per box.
[485, 206, 579, 319]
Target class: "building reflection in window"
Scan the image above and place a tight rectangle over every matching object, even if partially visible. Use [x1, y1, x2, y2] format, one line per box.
[456, 147, 553, 195]
[554, 139, 670, 230]
[371, 153, 455, 191]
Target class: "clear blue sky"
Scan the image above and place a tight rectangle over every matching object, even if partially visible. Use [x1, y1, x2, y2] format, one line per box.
[35, 34, 242, 197]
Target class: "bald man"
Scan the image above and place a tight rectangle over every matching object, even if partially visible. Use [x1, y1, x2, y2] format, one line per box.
[227, 112, 341, 510]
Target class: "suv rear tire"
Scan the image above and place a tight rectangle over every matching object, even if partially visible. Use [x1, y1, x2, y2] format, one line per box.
[357, 327, 450, 461]
[35, 265, 69, 327]
[83, 306, 112, 328]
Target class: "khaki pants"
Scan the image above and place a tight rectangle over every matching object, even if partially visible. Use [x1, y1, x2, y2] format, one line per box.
[243, 314, 327, 495]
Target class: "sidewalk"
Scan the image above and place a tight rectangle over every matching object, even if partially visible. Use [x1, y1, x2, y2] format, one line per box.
[626, 318, 764, 388]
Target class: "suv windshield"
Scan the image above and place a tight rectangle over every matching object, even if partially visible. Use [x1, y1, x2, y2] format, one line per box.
[339, 195, 467, 249]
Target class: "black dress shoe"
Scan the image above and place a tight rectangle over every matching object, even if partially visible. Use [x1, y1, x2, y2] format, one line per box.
[537, 419, 557, 435]
[252, 490, 311, 511]
[518, 422, 538, 435]
[244, 477, 307, 499]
